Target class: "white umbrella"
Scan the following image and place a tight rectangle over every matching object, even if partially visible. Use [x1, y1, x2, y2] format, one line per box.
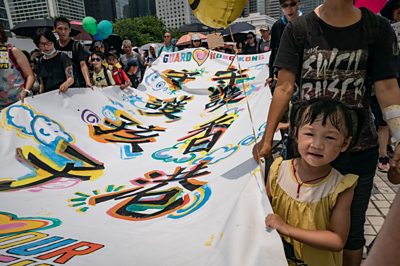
[140, 43, 162, 51]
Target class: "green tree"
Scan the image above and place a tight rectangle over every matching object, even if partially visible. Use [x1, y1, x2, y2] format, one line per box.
[167, 27, 185, 42]
[113, 16, 167, 46]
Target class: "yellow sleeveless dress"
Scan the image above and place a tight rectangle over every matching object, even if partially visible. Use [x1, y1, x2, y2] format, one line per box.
[269, 157, 358, 266]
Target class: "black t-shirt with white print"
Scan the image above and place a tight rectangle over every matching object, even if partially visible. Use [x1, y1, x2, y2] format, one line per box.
[55, 39, 85, 87]
[274, 11, 398, 152]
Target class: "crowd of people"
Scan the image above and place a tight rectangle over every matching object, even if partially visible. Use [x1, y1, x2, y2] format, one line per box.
[0, 16, 274, 110]
[0, 16, 162, 110]
[1, 1, 400, 265]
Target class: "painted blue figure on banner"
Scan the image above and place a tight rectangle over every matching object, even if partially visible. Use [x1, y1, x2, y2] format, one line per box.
[1, 105, 104, 192]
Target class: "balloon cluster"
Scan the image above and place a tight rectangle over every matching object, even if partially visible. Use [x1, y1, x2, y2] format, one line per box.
[82, 17, 113, 40]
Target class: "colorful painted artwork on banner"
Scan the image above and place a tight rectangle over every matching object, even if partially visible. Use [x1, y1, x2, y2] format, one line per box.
[0, 49, 286, 265]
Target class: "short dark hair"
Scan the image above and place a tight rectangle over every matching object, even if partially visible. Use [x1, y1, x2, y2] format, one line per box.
[90, 50, 105, 60]
[54, 17, 71, 29]
[0, 22, 8, 43]
[33, 28, 57, 47]
[246, 32, 256, 38]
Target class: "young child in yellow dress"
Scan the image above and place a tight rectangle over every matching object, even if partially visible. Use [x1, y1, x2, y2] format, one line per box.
[265, 98, 362, 266]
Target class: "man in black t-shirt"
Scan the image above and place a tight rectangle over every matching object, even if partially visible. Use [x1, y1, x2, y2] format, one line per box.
[54, 17, 91, 88]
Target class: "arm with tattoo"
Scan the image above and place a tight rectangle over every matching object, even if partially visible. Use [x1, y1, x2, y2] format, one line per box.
[59, 65, 74, 93]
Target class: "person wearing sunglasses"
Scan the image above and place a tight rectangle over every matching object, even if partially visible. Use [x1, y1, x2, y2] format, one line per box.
[157, 31, 178, 57]
[241, 32, 259, 55]
[267, 0, 301, 92]
[89, 51, 115, 88]
[33, 28, 74, 94]
[254, 0, 400, 265]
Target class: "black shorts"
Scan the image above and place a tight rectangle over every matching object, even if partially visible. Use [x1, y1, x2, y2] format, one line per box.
[332, 148, 379, 250]
[370, 95, 387, 127]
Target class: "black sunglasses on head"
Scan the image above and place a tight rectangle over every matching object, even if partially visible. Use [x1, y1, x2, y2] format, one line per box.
[281, 1, 297, 8]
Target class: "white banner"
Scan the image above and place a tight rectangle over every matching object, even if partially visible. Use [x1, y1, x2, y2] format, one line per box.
[0, 49, 286, 266]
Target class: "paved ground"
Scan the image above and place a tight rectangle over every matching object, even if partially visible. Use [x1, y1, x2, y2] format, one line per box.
[363, 169, 399, 258]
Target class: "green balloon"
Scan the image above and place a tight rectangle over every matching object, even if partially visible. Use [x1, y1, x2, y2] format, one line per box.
[82, 16, 98, 35]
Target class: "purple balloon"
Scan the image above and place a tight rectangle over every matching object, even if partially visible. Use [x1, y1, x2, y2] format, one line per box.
[93, 33, 103, 41]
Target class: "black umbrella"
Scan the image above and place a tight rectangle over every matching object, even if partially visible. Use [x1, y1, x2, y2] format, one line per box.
[11, 18, 80, 37]
[103, 34, 123, 54]
[380, 0, 400, 21]
[179, 23, 216, 33]
[221, 22, 255, 36]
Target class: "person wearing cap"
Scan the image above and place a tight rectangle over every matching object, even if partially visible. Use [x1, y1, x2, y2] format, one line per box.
[54, 17, 92, 88]
[258, 25, 271, 52]
[125, 59, 140, 89]
[106, 52, 131, 90]
[267, 0, 301, 91]
[191, 34, 202, 48]
[92, 41, 106, 53]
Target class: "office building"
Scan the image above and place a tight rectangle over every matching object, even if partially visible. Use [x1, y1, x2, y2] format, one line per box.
[128, 0, 156, 18]
[0, 0, 9, 32]
[5, 0, 85, 28]
[155, 0, 194, 29]
[116, 0, 128, 19]
[84, 0, 117, 21]
[243, 0, 267, 17]
[266, 0, 282, 20]
[300, 0, 324, 14]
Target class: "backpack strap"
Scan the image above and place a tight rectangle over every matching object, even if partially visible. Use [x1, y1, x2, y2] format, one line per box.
[360, 7, 380, 46]
[291, 15, 309, 56]
[103, 65, 112, 86]
[289, 15, 309, 82]
[157, 45, 164, 57]
[73, 41, 80, 55]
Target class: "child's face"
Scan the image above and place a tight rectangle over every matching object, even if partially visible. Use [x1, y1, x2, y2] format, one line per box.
[106, 56, 116, 65]
[297, 115, 351, 167]
[91, 55, 103, 69]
